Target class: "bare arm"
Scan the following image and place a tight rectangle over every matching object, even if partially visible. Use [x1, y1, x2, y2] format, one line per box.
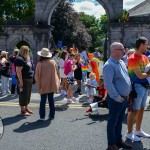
[134, 68, 150, 79]
[16, 66, 23, 87]
[85, 83, 97, 88]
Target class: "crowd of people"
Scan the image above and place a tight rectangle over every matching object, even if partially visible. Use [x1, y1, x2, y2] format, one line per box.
[0, 45, 103, 116]
[0, 37, 150, 150]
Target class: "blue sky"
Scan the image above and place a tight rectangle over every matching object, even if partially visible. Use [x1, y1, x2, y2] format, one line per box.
[72, 0, 145, 18]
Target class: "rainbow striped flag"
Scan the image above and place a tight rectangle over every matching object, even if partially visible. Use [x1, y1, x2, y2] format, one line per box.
[82, 66, 88, 72]
[92, 57, 101, 63]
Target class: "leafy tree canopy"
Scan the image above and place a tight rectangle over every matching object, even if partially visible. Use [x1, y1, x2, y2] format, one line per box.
[51, 2, 92, 50]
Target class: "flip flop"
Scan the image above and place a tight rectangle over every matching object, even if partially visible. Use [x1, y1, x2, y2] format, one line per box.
[20, 111, 31, 116]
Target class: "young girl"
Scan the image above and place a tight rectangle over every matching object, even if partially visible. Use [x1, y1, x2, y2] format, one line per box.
[65, 53, 77, 103]
[74, 53, 82, 95]
[58, 51, 68, 96]
[85, 72, 98, 103]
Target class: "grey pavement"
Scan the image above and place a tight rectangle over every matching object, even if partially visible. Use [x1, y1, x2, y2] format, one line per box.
[0, 106, 150, 150]
[0, 83, 150, 150]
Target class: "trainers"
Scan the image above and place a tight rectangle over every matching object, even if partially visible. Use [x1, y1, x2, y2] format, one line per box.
[67, 99, 75, 104]
[71, 97, 76, 101]
[134, 129, 150, 138]
[126, 131, 141, 142]
[7, 91, 11, 94]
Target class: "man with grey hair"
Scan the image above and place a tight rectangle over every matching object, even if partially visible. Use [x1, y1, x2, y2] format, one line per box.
[103, 42, 132, 150]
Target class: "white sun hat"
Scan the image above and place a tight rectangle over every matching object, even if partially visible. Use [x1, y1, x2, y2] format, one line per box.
[1, 51, 8, 55]
[37, 48, 52, 58]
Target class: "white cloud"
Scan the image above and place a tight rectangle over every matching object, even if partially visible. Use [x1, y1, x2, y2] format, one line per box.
[123, 0, 145, 10]
[72, 1, 105, 19]
[72, 0, 145, 18]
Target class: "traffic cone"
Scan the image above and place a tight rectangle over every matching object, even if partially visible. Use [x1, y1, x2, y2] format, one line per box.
[90, 102, 99, 114]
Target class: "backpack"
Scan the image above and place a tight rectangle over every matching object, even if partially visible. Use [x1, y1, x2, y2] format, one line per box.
[64, 59, 72, 75]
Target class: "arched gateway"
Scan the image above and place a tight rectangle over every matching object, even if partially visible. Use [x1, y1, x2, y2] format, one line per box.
[35, 0, 123, 25]
[0, 0, 150, 63]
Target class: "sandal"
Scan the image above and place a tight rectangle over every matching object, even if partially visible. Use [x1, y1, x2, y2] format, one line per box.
[25, 109, 33, 114]
[20, 111, 31, 116]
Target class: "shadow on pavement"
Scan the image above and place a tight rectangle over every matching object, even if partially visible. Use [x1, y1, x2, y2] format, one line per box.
[88, 113, 108, 123]
[54, 94, 66, 101]
[0, 94, 18, 102]
[79, 96, 88, 103]
[124, 139, 149, 150]
[55, 103, 69, 111]
[2, 115, 26, 126]
[13, 119, 51, 133]
[70, 116, 90, 123]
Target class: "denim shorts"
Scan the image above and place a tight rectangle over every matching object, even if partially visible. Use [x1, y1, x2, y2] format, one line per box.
[133, 83, 148, 110]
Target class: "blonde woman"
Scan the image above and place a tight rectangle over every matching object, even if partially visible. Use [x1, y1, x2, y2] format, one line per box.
[14, 46, 34, 116]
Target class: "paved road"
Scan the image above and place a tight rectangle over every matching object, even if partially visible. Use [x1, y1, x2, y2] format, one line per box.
[0, 105, 150, 150]
[0, 83, 150, 150]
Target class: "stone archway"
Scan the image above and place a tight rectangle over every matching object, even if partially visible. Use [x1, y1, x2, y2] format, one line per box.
[35, 0, 123, 25]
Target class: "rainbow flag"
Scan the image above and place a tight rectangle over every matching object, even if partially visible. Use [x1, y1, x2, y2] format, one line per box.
[92, 57, 100, 63]
[82, 66, 88, 72]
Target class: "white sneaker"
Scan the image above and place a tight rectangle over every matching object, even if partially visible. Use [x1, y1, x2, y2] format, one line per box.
[126, 131, 141, 142]
[71, 97, 76, 101]
[7, 91, 11, 94]
[134, 129, 150, 138]
[67, 99, 75, 104]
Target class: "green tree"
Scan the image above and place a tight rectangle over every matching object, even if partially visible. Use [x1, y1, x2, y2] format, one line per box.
[0, 0, 35, 22]
[78, 12, 106, 51]
[0, 0, 35, 31]
[51, 2, 92, 50]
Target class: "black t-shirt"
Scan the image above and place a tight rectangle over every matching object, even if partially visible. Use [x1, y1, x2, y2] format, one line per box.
[9, 55, 17, 63]
[14, 56, 34, 79]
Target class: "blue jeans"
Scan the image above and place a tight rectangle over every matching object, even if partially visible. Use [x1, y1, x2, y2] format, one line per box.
[1, 75, 10, 93]
[39, 92, 55, 119]
[133, 83, 148, 110]
[107, 95, 128, 146]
